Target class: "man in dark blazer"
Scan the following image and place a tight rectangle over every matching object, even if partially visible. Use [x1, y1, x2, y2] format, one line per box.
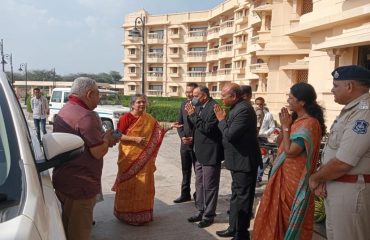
[185, 85, 223, 228]
[214, 83, 262, 240]
[174, 82, 198, 203]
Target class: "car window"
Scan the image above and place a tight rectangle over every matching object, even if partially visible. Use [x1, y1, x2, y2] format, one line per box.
[63, 91, 70, 103]
[99, 92, 121, 105]
[51, 91, 62, 103]
[0, 85, 24, 223]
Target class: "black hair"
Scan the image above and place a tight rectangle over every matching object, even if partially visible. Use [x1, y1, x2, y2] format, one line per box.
[290, 82, 327, 137]
[198, 85, 210, 98]
[240, 85, 252, 96]
[187, 82, 198, 88]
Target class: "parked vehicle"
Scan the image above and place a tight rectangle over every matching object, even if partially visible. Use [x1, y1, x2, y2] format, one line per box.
[48, 88, 130, 131]
[0, 73, 84, 239]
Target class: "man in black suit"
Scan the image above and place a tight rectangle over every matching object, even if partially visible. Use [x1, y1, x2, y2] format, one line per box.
[214, 83, 261, 240]
[185, 85, 223, 228]
[174, 82, 198, 203]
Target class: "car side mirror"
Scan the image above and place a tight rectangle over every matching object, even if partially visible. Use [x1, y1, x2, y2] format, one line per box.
[36, 133, 84, 172]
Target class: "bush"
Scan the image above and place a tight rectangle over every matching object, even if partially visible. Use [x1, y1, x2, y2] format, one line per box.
[120, 95, 184, 122]
[26, 95, 32, 113]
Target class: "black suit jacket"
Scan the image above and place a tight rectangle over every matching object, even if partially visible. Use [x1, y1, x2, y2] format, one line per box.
[188, 98, 224, 166]
[218, 99, 262, 172]
[177, 100, 195, 150]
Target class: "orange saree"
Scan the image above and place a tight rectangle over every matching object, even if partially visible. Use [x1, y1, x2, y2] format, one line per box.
[112, 112, 165, 225]
[253, 116, 322, 240]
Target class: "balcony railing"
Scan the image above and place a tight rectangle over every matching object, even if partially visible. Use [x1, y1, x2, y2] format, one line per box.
[250, 63, 268, 73]
[207, 26, 220, 40]
[147, 90, 163, 96]
[219, 20, 234, 36]
[186, 30, 207, 42]
[187, 71, 206, 77]
[147, 33, 164, 39]
[217, 68, 232, 75]
[147, 52, 163, 58]
[147, 71, 164, 81]
[218, 44, 233, 59]
[187, 51, 207, 62]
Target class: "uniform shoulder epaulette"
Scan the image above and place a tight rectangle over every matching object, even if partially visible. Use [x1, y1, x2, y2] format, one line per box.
[358, 100, 369, 110]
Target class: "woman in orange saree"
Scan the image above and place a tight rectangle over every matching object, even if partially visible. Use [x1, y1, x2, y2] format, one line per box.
[112, 94, 179, 225]
[253, 83, 326, 240]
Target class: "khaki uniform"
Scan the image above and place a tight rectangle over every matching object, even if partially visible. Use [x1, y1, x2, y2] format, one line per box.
[322, 93, 370, 240]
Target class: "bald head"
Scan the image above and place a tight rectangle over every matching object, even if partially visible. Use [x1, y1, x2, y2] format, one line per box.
[221, 83, 242, 107]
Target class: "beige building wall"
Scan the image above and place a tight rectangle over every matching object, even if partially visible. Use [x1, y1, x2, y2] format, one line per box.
[122, 0, 370, 127]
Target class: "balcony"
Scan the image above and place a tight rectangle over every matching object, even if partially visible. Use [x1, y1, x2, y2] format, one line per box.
[127, 53, 139, 59]
[206, 49, 219, 62]
[234, 41, 247, 50]
[147, 33, 164, 44]
[169, 72, 180, 78]
[147, 71, 164, 81]
[232, 67, 246, 74]
[147, 90, 163, 96]
[169, 32, 180, 39]
[250, 63, 268, 74]
[219, 20, 234, 36]
[218, 44, 233, 59]
[186, 71, 206, 82]
[168, 51, 180, 58]
[248, 36, 262, 53]
[207, 26, 220, 40]
[147, 52, 164, 63]
[206, 72, 217, 82]
[210, 91, 221, 98]
[126, 72, 138, 77]
[217, 68, 233, 81]
[185, 31, 207, 43]
[250, 12, 261, 26]
[187, 51, 207, 62]
[257, 31, 271, 44]
[235, 15, 248, 25]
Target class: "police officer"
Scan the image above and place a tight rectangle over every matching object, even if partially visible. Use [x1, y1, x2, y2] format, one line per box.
[309, 65, 370, 240]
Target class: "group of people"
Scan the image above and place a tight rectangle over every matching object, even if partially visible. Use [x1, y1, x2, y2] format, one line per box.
[49, 64, 370, 240]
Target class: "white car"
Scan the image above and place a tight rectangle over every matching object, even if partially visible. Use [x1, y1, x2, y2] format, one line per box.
[48, 88, 130, 131]
[0, 73, 84, 239]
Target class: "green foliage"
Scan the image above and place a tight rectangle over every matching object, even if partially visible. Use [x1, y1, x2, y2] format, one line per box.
[26, 95, 32, 113]
[314, 196, 326, 223]
[120, 95, 184, 122]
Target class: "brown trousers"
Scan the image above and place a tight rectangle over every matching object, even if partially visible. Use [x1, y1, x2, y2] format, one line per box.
[56, 191, 96, 240]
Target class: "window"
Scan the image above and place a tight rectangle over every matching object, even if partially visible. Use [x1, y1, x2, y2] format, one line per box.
[149, 67, 163, 72]
[129, 85, 136, 91]
[190, 27, 207, 31]
[129, 48, 136, 55]
[189, 67, 206, 72]
[149, 48, 163, 53]
[170, 86, 178, 92]
[358, 45, 370, 70]
[225, 63, 232, 69]
[149, 85, 163, 91]
[171, 67, 178, 74]
[129, 67, 136, 73]
[171, 48, 178, 54]
[171, 28, 179, 35]
[51, 91, 62, 103]
[211, 86, 217, 91]
[189, 47, 207, 52]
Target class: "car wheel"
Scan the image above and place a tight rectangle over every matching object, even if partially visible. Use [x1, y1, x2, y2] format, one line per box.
[102, 120, 113, 132]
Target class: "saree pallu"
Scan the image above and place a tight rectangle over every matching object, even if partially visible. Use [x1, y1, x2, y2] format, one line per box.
[253, 117, 321, 240]
[112, 113, 165, 225]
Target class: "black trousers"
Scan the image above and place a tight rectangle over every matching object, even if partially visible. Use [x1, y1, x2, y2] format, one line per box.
[229, 170, 257, 239]
[179, 145, 196, 197]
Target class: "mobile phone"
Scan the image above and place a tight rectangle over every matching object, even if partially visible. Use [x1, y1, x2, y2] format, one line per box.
[112, 129, 122, 138]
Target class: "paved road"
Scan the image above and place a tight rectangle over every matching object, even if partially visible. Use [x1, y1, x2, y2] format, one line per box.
[30, 117, 326, 240]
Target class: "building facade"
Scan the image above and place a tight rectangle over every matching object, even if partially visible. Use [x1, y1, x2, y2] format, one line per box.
[122, 0, 370, 124]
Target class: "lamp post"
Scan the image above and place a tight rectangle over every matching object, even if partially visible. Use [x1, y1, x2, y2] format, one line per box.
[51, 67, 56, 88]
[0, 39, 5, 72]
[4, 53, 14, 85]
[128, 16, 145, 94]
[19, 63, 28, 105]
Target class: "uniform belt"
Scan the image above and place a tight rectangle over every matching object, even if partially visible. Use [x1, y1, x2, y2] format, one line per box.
[334, 174, 370, 183]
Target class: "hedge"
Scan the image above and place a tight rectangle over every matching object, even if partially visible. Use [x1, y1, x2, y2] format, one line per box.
[119, 95, 224, 122]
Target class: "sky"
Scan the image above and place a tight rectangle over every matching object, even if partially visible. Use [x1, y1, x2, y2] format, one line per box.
[1, 0, 224, 75]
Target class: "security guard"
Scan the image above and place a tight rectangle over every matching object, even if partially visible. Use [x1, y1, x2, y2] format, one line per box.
[309, 65, 370, 240]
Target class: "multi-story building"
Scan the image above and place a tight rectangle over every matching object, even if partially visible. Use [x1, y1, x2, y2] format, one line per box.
[122, 0, 370, 124]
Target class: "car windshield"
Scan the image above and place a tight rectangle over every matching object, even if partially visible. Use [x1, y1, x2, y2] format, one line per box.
[99, 92, 121, 105]
[0, 84, 23, 222]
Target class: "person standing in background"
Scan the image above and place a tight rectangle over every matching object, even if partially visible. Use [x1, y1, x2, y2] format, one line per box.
[31, 87, 49, 142]
[174, 82, 198, 203]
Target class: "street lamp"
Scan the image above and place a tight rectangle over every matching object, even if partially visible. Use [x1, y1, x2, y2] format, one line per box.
[0, 39, 5, 72]
[19, 63, 28, 105]
[4, 53, 14, 85]
[51, 67, 56, 88]
[128, 16, 145, 95]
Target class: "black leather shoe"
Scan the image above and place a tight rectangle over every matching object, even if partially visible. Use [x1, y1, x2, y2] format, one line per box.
[173, 195, 191, 203]
[216, 228, 235, 237]
[187, 214, 202, 222]
[198, 219, 213, 228]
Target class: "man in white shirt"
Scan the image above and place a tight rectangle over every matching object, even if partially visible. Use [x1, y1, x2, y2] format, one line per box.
[31, 87, 49, 142]
[255, 97, 275, 182]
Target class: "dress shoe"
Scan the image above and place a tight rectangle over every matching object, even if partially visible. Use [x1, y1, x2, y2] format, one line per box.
[216, 228, 235, 238]
[198, 219, 213, 228]
[187, 214, 202, 222]
[173, 195, 191, 203]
